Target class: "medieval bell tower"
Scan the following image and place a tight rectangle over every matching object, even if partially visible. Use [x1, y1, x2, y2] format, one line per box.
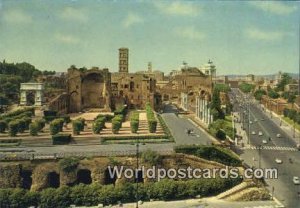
[119, 48, 129, 73]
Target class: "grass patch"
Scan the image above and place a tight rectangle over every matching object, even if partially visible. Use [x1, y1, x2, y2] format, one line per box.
[282, 117, 300, 132]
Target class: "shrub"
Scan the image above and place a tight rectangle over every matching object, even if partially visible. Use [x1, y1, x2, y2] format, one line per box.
[216, 129, 226, 140]
[146, 103, 157, 133]
[93, 117, 106, 134]
[58, 157, 80, 172]
[43, 110, 57, 117]
[141, 149, 162, 166]
[8, 120, 19, 136]
[56, 118, 64, 132]
[0, 120, 7, 133]
[50, 119, 62, 135]
[72, 120, 82, 135]
[77, 118, 85, 131]
[114, 106, 127, 117]
[130, 120, 139, 133]
[36, 118, 46, 131]
[112, 116, 122, 134]
[29, 122, 39, 136]
[130, 111, 139, 133]
[174, 145, 241, 166]
[283, 108, 289, 117]
[52, 133, 72, 145]
[17, 119, 27, 133]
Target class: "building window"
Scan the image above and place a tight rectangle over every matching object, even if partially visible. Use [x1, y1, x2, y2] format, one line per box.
[124, 84, 128, 88]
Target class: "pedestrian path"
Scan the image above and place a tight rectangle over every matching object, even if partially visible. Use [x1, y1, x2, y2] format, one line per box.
[242, 145, 298, 152]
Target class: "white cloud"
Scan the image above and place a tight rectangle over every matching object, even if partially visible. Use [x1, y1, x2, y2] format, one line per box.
[55, 33, 79, 44]
[245, 27, 291, 41]
[60, 7, 88, 22]
[2, 9, 32, 24]
[174, 26, 205, 41]
[154, 1, 201, 17]
[249, 1, 298, 15]
[122, 13, 144, 28]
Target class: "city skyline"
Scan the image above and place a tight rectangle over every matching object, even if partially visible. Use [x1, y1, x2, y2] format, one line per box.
[0, 0, 299, 75]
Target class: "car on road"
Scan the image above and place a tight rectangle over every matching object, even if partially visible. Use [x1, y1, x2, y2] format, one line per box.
[250, 121, 253, 124]
[254, 119, 258, 122]
[276, 134, 281, 138]
[262, 140, 267, 144]
[258, 131, 263, 136]
[275, 158, 282, 164]
[293, 176, 300, 185]
[251, 131, 256, 135]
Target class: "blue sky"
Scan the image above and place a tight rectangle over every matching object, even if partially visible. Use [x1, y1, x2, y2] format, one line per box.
[0, 0, 299, 75]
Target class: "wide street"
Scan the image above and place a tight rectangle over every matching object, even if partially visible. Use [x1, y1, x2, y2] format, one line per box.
[231, 88, 300, 208]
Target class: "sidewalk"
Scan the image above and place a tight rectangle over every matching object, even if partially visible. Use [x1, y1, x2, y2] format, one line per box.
[262, 106, 300, 144]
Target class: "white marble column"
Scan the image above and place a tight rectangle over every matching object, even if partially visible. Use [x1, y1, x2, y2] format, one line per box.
[20, 90, 27, 105]
[35, 90, 42, 106]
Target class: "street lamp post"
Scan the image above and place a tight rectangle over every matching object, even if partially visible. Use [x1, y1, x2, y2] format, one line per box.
[248, 95, 251, 145]
[258, 145, 262, 169]
[135, 137, 139, 208]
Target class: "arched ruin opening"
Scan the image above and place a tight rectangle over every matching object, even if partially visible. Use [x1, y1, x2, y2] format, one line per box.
[26, 91, 36, 106]
[135, 169, 144, 183]
[47, 172, 60, 188]
[77, 169, 92, 185]
[104, 168, 117, 185]
[21, 170, 32, 190]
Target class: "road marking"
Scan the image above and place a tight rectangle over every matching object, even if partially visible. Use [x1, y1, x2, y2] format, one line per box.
[242, 145, 298, 152]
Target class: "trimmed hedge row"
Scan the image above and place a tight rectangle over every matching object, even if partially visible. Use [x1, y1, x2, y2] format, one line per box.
[52, 134, 72, 145]
[50, 118, 64, 135]
[114, 105, 127, 117]
[0, 107, 34, 120]
[283, 108, 300, 124]
[174, 145, 242, 166]
[112, 115, 123, 134]
[130, 111, 139, 133]
[93, 116, 106, 134]
[146, 103, 157, 133]
[72, 118, 85, 135]
[0, 177, 242, 208]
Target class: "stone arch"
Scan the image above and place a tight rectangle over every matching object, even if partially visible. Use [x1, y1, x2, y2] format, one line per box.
[104, 168, 117, 185]
[77, 169, 92, 185]
[81, 72, 105, 108]
[47, 171, 60, 188]
[135, 169, 144, 183]
[21, 170, 32, 190]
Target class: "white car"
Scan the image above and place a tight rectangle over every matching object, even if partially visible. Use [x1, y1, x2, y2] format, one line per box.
[293, 176, 300, 185]
[250, 121, 253, 124]
[276, 134, 281, 138]
[251, 131, 256, 135]
[258, 131, 263, 136]
[275, 158, 282, 164]
[262, 140, 267, 144]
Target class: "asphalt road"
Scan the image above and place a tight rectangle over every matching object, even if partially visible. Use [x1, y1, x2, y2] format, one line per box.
[161, 104, 212, 145]
[231, 88, 300, 208]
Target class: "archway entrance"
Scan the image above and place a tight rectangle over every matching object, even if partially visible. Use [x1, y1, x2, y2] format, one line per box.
[77, 169, 92, 184]
[21, 170, 32, 190]
[47, 172, 60, 188]
[20, 83, 44, 106]
[104, 168, 117, 185]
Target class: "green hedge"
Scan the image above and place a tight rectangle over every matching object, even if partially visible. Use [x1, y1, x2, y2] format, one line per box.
[52, 134, 72, 145]
[50, 119, 63, 135]
[29, 122, 39, 136]
[0, 177, 242, 207]
[114, 106, 127, 117]
[72, 120, 82, 135]
[130, 111, 139, 133]
[8, 120, 19, 136]
[95, 114, 114, 122]
[36, 118, 46, 131]
[146, 103, 157, 133]
[93, 117, 106, 134]
[0, 107, 34, 120]
[0, 120, 7, 133]
[174, 145, 242, 166]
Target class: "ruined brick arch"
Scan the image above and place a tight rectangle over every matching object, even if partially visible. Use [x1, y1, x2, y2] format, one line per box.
[76, 169, 92, 185]
[81, 72, 105, 108]
[69, 91, 79, 113]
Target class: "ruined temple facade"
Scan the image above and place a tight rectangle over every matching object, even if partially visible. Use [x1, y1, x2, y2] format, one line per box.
[67, 67, 111, 113]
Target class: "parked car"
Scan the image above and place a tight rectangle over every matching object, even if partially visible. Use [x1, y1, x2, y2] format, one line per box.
[276, 134, 281, 138]
[251, 131, 256, 135]
[293, 176, 300, 185]
[275, 158, 282, 164]
[258, 131, 263, 136]
[262, 140, 267, 144]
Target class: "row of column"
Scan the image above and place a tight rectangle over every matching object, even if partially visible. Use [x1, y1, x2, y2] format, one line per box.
[180, 92, 188, 111]
[196, 96, 213, 125]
